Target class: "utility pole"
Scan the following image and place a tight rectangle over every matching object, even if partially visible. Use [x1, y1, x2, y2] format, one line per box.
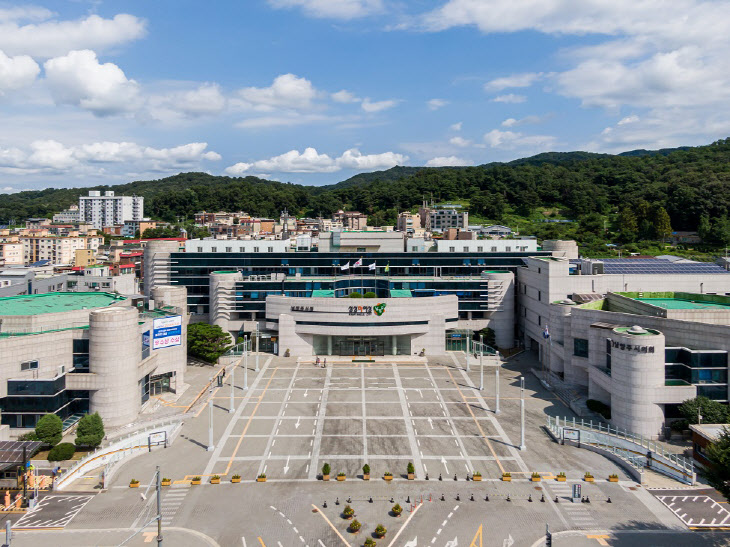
[466, 329, 471, 372]
[155, 466, 162, 546]
[519, 376, 526, 451]
[479, 334, 484, 391]
[207, 395, 214, 451]
[243, 335, 249, 390]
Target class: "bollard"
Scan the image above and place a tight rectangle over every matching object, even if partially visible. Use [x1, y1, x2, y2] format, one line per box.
[586, 496, 590, 504]
[485, 494, 489, 501]
[323, 501, 327, 508]
[528, 494, 532, 502]
[369, 497, 373, 504]
[420, 495, 423, 504]
[441, 494, 445, 501]
[429, 494, 432, 502]
[336, 497, 339, 505]
[454, 474, 457, 481]
[506, 494, 511, 502]
[555, 496, 559, 503]
[470, 494, 474, 501]
[426, 473, 429, 481]
[456, 493, 460, 501]
[581, 497, 585, 503]
[390, 497, 394, 503]
[439, 474, 443, 481]
[607, 497, 612, 503]
[405, 496, 410, 504]
[347, 497, 351, 504]
[541, 494, 545, 503]
[466, 474, 470, 481]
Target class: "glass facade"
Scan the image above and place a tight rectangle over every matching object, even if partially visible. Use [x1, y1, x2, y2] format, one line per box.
[665, 347, 728, 401]
[169, 250, 549, 318]
[0, 375, 89, 428]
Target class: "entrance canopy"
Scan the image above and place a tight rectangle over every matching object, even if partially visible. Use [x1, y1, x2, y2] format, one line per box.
[0, 441, 42, 471]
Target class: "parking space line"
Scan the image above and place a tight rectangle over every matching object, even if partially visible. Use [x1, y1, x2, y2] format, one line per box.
[308, 365, 333, 480]
[393, 364, 425, 478]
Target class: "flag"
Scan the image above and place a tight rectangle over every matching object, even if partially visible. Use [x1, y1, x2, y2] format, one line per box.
[353, 257, 363, 268]
[384, 262, 390, 273]
[368, 262, 376, 271]
[340, 262, 350, 270]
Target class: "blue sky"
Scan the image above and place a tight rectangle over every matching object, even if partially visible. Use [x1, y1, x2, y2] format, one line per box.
[1, 0, 730, 192]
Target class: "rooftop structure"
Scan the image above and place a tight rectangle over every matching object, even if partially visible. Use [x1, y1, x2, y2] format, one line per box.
[0, 292, 125, 316]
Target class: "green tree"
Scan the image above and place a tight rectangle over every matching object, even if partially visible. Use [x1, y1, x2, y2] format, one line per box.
[35, 414, 63, 446]
[75, 412, 105, 448]
[698, 214, 712, 243]
[618, 207, 638, 243]
[653, 207, 672, 242]
[710, 217, 730, 247]
[474, 327, 497, 349]
[706, 426, 730, 496]
[187, 323, 233, 363]
[679, 396, 729, 425]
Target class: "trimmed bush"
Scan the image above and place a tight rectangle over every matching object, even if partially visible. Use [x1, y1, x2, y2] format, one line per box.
[75, 412, 104, 448]
[586, 399, 611, 419]
[349, 519, 361, 533]
[407, 462, 415, 474]
[348, 292, 362, 298]
[36, 414, 63, 446]
[47, 442, 75, 461]
[363, 292, 377, 298]
[362, 464, 370, 475]
[322, 463, 331, 476]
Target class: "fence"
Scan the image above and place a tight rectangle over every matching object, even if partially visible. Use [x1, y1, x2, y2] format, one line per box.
[547, 415, 695, 485]
[55, 415, 184, 491]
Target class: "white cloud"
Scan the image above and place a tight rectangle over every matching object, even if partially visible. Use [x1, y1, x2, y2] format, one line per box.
[450, 122, 463, 131]
[44, 50, 140, 116]
[331, 89, 360, 103]
[0, 7, 53, 23]
[485, 72, 542, 91]
[146, 83, 227, 121]
[426, 156, 470, 167]
[267, 0, 383, 19]
[225, 147, 406, 174]
[361, 97, 398, 112]
[492, 94, 526, 104]
[0, 13, 146, 58]
[235, 113, 340, 129]
[0, 139, 220, 175]
[236, 73, 317, 112]
[501, 115, 545, 127]
[0, 50, 39, 94]
[427, 98, 449, 110]
[484, 129, 557, 150]
[449, 136, 472, 147]
[617, 115, 640, 126]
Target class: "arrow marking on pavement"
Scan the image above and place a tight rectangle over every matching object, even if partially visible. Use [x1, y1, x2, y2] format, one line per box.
[441, 456, 449, 474]
[295, 416, 301, 429]
[284, 456, 290, 474]
[404, 537, 417, 547]
[428, 418, 434, 429]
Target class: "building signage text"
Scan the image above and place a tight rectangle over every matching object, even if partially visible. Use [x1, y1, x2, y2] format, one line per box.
[611, 340, 654, 353]
[152, 315, 182, 349]
[290, 306, 314, 312]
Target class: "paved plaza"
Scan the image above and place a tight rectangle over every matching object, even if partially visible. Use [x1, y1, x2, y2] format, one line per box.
[5, 352, 729, 546]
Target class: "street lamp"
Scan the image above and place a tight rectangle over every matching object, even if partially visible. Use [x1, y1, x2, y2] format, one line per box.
[519, 376, 526, 451]
[255, 324, 260, 372]
[207, 393, 214, 452]
[121, 466, 163, 546]
[479, 334, 484, 391]
[495, 361, 501, 415]
[466, 329, 471, 372]
[229, 358, 235, 414]
[243, 335, 249, 391]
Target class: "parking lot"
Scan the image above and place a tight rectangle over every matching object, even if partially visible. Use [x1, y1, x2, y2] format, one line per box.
[654, 489, 730, 528]
[204, 358, 528, 482]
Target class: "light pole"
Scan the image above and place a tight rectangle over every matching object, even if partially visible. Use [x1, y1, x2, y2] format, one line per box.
[243, 335, 249, 391]
[229, 359, 235, 414]
[519, 376, 526, 451]
[495, 361, 501, 415]
[479, 334, 484, 391]
[255, 324, 260, 372]
[207, 394, 214, 451]
[466, 329, 471, 372]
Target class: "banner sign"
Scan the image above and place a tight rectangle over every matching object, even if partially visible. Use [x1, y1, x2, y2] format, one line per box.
[152, 315, 182, 349]
[563, 428, 580, 442]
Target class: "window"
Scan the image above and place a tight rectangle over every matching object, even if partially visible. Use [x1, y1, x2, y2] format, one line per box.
[449, 246, 456, 252]
[491, 246, 497, 252]
[506, 246, 511, 252]
[253, 247, 259, 252]
[574, 338, 589, 358]
[538, 316, 541, 326]
[412, 246, 418, 251]
[239, 247, 244, 252]
[538, 291, 541, 302]
[225, 247, 232, 253]
[211, 247, 217, 252]
[477, 246, 483, 252]
[20, 360, 39, 371]
[268, 246, 273, 253]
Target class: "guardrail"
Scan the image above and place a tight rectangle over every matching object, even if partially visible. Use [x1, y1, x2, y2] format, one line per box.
[547, 415, 695, 484]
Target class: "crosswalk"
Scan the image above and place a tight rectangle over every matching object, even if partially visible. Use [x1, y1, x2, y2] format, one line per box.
[160, 486, 189, 526]
[548, 482, 598, 530]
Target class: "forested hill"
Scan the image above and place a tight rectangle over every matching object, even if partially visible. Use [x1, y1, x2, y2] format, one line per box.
[2, 139, 730, 236]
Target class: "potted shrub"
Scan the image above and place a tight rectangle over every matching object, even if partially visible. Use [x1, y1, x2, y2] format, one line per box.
[407, 462, 415, 480]
[584, 472, 594, 483]
[362, 464, 370, 481]
[502, 472, 511, 482]
[349, 519, 361, 533]
[608, 474, 619, 483]
[337, 472, 346, 482]
[556, 472, 567, 482]
[374, 524, 387, 538]
[257, 473, 267, 482]
[383, 471, 393, 482]
[391, 503, 402, 517]
[161, 478, 171, 487]
[531, 472, 541, 482]
[210, 475, 221, 484]
[473, 471, 482, 482]
[284, 348, 291, 357]
[129, 479, 140, 488]
[364, 539, 376, 547]
[231, 474, 241, 483]
[322, 463, 331, 481]
[342, 505, 355, 519]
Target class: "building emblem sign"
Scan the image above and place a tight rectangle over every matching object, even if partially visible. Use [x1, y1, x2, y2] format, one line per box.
[290, 305, 313, 312]
[373, 303, 386, 316]
[610, 340, 654, 353]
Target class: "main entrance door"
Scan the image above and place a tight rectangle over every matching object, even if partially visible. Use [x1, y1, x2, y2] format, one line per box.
[334, 336, 385, 356]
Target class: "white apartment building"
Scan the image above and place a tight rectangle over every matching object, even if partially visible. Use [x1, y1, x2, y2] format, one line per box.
[52, 205, 80, 224]
[79, 191, 144, 229]
[0, 243, 24, 266]
[21, 236, 103, 265]
[435, 239, 537, 253]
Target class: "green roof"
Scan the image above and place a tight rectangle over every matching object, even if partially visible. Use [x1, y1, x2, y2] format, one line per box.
[635, 298, 730, 310]
[312, 289, 335, 297]
[0, 292, 126, 316]
[389, 289, 412, 297]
